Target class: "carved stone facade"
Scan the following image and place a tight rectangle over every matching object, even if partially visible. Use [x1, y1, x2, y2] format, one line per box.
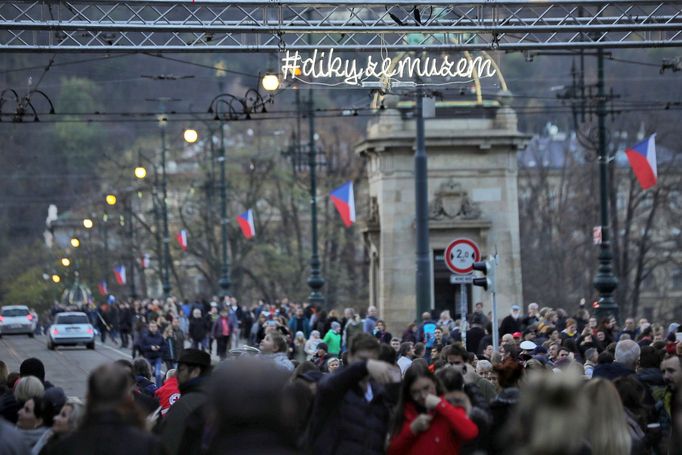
[356, 95, 529, 329]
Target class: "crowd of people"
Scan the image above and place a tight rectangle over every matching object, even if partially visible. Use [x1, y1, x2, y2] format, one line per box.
[2, 296, 682, 454]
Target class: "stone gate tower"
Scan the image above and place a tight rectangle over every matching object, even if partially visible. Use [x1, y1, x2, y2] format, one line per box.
[355, 92, 529, 330]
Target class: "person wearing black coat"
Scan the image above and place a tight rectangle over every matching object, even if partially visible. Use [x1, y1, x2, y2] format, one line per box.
[45, 363, 164, 455]
[498, 305, 522, 338]
[307, 333, 399, 455]
[188, 309, 210, 351]
[118, 302, 134, 348]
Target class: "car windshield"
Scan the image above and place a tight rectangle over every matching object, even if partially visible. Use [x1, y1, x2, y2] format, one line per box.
[2, 309, 29, 317]
[56, 315, 89, 325]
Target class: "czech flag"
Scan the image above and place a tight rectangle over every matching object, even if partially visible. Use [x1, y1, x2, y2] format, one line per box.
[177, 229, 188, 251]
[140, 253, 150, 269]
[625, 134, 657, 190]
[113, 265, 126, 286]
[237, 209, 256, 239]
[330, 181, 356, 227]
[97, 280, 108, 296]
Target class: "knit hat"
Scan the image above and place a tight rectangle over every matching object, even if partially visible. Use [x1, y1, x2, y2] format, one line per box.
[331, 321, 341, 331]
[20, 358, 45, 383]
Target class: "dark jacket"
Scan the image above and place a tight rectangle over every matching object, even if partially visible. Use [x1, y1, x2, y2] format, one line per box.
[188, 317, 209, 342]
[141, 331, 166, 360]
[499, 315, 522, 337]
[118, 307, 134, 332]
[207, 430, 298, 455]
[0, 391, 20, 424]
[157, 376, 208, 455]
[466, 326, 486, 355]
[44, 411, 165, 455]
[308, 361, 395, 455]
[592, 362, 636, 381]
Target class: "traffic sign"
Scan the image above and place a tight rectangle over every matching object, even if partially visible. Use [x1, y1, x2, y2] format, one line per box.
[444, 238, 481, 275]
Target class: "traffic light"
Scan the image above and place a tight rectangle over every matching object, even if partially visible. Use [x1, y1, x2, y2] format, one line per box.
[472, 256, 496, 292]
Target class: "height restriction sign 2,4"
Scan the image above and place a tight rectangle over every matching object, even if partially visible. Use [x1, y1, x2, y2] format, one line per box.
[444, 238, 481, 275]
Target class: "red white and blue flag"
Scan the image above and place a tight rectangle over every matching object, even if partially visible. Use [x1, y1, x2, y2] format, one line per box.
[140, 253, 151, 269]
[113, 265, 126, 286]
[177, 229, 188, 251]
[237, 209, 256, 239]
[625, 134, 657, 190]
[97, 280, 108, 296]
[330, 181, 356, 227]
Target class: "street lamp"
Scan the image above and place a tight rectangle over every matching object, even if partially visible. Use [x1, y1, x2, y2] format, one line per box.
[51, 274, 61, 283]
[183, 128, 199, 144]
[70, 237, 80, 248]
[204, 88, 273, 297]
[106, 194, 117, 206]
[134, 165, 147, 180]
[261, 73, 280, 92]
[61, 258, 71, 267]
[82, 218, 94, 229]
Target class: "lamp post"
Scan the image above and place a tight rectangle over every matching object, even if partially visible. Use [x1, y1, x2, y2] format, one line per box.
[159, 119, 172, 298]
[207, 87, 271, 297]
[593, 48, 619, 320]
[306, 91, 325, 306]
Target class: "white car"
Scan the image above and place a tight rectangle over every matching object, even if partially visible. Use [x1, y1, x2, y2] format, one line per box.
[47, 312, 95, 350]
[0, 305, 37, 338]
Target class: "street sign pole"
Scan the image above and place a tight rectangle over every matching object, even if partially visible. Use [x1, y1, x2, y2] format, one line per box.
[460, 283, 467, 347]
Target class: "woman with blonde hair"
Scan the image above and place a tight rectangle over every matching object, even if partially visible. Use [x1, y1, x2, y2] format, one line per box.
[14, 376, 44, 404]
[583, 378, 632, 455]
[502, 370, 588, 455]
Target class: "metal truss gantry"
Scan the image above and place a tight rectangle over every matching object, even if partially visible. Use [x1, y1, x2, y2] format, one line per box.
[1, 0, 682, 52]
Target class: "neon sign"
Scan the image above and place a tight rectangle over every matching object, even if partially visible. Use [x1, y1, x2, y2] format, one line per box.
[280, 49, 497, 87]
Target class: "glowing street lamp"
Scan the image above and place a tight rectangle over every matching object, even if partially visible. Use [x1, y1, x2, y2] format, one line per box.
[61, 258, 71, 267]
[51, 274, 61, 283]
[134, 165, 147, 179]
[83, 218, 94, 229]
[183, 128, 198, 144]
[106, 194, 117, 206]
[261, 73, 281, 92]
[70, 237, 81, 248]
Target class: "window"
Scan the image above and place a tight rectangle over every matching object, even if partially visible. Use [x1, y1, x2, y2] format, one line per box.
[672, 268, 682, 291]
[56, 314, 89, 325]
[1, 308, 29, 317]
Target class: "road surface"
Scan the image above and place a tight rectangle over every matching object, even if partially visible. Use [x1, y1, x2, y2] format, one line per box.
[0, 333, 132, 398]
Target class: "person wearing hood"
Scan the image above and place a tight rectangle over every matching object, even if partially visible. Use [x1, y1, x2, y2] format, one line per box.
[157, 349, 212, 455]
[305, 331, 322, 360]
[20, 359, 53, 391]
[259, 332, 294, 371]
[322, 322, 342, 357]
[593, 339, 640, 381]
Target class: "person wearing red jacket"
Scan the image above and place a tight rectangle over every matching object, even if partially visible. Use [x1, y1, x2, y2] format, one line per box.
[155, 370, 181, 417]
[388, 363, 478, 455]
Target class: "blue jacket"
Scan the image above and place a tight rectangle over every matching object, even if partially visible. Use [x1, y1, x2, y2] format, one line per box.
[288, 317, 311, 337]
[141, 330, 166, 360]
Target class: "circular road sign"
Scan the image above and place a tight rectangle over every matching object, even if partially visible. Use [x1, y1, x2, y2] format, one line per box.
[444, 238, 481, 275]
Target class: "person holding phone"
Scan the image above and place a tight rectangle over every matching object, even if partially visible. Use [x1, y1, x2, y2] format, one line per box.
[388, 363, 478, 454]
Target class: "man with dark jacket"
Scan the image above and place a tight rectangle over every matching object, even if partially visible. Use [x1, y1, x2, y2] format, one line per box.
[499, 305, 522, 338]
[466, 314, 486, 355]
[118, 302, 134, 349]
[308, 333, 400, 455]
[141, 321, 166, 386]
[158, 349, 212, 455]
[288, 307, 311, 338]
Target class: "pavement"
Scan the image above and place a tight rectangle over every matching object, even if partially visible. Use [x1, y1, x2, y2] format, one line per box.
[0, 333, 229, 398]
